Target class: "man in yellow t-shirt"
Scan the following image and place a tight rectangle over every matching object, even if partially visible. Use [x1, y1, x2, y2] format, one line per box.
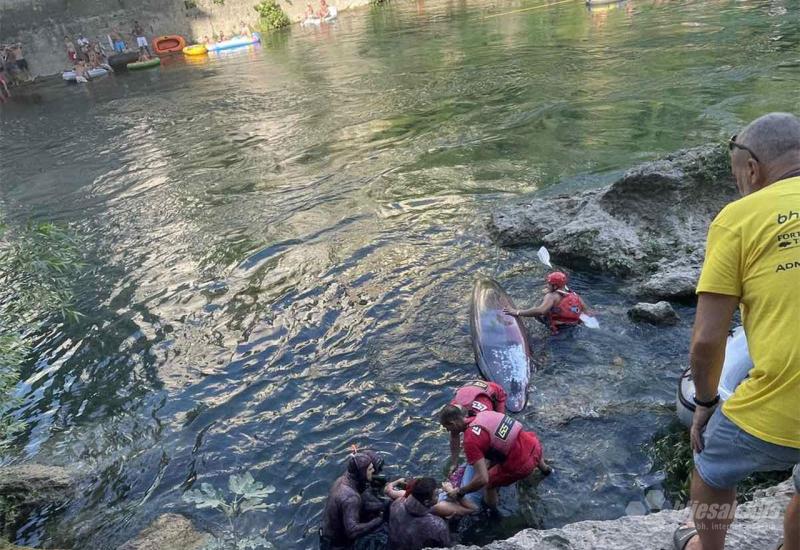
[674, 113, 800, 550]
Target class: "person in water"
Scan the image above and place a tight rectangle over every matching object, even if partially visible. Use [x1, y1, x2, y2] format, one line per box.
[503, 271, 588, 334]
[359, 449, 390, 522]
[439, 407, 550, 509]
[385, 477, 452, 549]
[318, 0, 331, 18]
[320, 453, 384, 549]
[445, 381, 507, 475]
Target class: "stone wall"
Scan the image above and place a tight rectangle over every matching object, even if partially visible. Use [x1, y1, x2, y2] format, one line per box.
[0, 0, 370, 77]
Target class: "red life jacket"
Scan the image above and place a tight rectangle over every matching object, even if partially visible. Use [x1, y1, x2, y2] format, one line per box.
[451, 381, 500, 415]
[468, 411, 522, 457]
[549, 290, 583, 331]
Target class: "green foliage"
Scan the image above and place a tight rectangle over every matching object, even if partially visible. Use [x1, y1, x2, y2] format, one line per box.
[212, 0, 226, 5]
[648, 425, 693, 504]
[370, 0, 389, 4]
[184, 471, 276, 549]
[254, 0, 291, 31]
[0, 221, 84, 453]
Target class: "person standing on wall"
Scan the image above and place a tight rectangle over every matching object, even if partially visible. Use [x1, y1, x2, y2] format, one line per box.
[132, 21, 151, 57]
[673, 112, 800, 550]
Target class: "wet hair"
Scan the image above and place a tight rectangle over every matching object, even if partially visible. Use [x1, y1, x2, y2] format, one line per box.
[410, 477, 437, 506]
[739, 113, 800, 166]
[439, 404, 465, 425]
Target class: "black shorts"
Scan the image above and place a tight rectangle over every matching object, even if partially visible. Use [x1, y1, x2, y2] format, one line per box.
[16, 59, 28, 71]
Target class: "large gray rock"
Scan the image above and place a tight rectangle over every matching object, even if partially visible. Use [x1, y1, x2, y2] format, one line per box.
[488, 145, 737, 300]
[628, 302, 680, 325]
[117, 513, 210, 550]
[455, 479, 795, 550]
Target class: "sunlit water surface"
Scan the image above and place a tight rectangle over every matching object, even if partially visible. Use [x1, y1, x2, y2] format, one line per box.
[2, 0, 800, 547]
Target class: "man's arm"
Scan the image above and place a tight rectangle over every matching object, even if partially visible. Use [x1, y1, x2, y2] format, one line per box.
[448, 432, 461, 472]
[341, 495, 382, 539]
[690, 292, 739, 400]
[490, 383, 507, 414]
[384, 478, 406, 500]
[453, 459, 488, 495]
[689, 292, 739, 452]
[504, 294, 558, 317]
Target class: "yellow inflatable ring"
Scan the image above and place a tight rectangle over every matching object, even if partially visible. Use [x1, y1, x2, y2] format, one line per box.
[183, 44, 208, 56]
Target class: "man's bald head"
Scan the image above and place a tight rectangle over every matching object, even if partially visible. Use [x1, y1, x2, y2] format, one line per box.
[731, 112, 800, 194]
[738, 112, 800, 166]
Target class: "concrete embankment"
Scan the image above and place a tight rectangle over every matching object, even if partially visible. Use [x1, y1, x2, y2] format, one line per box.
[0, 0, 371, 78]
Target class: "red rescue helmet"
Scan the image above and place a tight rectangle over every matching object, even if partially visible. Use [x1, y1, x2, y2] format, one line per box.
[546, 271, 568, 288]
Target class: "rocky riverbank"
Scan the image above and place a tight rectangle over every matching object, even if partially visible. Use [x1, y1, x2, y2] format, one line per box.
[488, 144, 738, 300]
[459, 478, 795, 550]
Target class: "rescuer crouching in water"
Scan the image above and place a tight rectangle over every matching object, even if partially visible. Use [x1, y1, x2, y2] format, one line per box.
[439, 408, 550, 509]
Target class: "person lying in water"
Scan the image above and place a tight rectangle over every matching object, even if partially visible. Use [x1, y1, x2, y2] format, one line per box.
[384, 471, 478, 520]
[503, 271, 589, 334]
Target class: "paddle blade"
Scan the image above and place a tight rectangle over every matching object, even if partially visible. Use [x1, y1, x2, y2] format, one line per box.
[580, 313, 600, 329]
[537, 246, 552, 268]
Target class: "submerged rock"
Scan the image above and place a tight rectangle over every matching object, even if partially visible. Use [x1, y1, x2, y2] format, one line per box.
[0, 464, 77, 542]
[628, 301, 680, 325]
[117, 513, 210, 550]
[488, 145, 737, 299]
[457, 478, 794, 550]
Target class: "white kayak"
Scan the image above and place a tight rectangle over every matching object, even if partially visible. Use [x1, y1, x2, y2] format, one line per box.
[676, 326, 754, 427]
[62, 67, 109, 81]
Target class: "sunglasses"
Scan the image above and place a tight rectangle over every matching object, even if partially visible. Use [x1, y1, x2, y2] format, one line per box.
[729, 134, 760, 163]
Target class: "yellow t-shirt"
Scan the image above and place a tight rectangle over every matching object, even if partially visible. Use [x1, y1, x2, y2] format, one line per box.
[697, 175, 800, 449]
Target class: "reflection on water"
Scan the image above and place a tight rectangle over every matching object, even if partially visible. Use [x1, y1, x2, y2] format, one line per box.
[1, 0, 799, 547]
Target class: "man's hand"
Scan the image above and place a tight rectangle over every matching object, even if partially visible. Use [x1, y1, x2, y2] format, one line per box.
[690, 405, 716, 453]
[502, 307, 518, 316]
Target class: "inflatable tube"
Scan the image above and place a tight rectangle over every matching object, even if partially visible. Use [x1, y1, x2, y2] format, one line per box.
[183, 44, 208, 56]
[108, 51, 139, 69]
[153, 35, 186, 55]
[205, 34, 261, 52]
[62, 68, 108, 81]
[586, 0, 623, 4]
[676, 326, 754, 427]
[127, 58, 161, 70]
[470, 277, 532, 413]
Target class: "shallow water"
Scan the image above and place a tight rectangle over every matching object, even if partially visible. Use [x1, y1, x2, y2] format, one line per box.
[2, 0, 799, 547]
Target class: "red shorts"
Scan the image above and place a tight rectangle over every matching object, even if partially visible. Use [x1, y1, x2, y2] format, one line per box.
[487, 431, 542, 488]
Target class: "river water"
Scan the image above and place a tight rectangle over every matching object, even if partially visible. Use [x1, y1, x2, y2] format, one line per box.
[2, 0, 799, 547]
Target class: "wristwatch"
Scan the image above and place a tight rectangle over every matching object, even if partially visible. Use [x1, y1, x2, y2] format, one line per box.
[693, 394, 720, 408]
